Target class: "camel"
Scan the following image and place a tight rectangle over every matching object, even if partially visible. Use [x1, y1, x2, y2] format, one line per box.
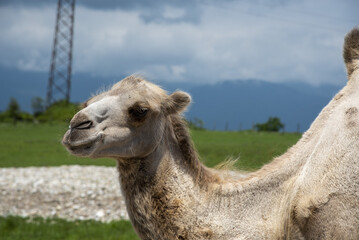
[62, 27, 359, 239]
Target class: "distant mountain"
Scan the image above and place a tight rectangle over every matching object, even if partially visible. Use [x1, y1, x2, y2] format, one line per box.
[1, 67, 343, 132]
[180, 80, 341, 132]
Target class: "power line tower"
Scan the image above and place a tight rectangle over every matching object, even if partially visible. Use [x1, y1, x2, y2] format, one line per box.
[46, 0, 76, 107]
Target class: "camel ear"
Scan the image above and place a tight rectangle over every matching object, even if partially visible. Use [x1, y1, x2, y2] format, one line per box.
[343, 27, 359, 79]
[164, 91, 191, 115]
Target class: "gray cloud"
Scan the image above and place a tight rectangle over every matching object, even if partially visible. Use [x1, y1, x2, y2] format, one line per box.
[78, 0, 203, 24]
[0, 0, 358, 86]
[0, 0, 204, 24]
[0, 0, 201, 9]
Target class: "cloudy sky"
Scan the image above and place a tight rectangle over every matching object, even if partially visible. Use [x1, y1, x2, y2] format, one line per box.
[0, 0, 358, 86]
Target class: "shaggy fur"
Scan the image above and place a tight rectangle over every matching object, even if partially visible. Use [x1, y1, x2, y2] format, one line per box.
[343, 27, 359, 78]
[63, 28, 359, 239]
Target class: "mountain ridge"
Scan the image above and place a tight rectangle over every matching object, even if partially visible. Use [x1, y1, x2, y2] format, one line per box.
[1, 67, 343, 132]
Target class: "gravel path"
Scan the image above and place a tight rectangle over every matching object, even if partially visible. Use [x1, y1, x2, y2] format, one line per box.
[0, 165, 129, 222]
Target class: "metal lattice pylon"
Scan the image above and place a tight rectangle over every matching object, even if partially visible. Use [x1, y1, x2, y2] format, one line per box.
[46, 0, 76, 107]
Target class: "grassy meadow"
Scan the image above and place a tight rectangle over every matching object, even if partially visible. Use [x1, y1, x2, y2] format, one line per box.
[0, 123, 300, 169]
[0, 216, 139, 240]
[0, 123, 301, 239]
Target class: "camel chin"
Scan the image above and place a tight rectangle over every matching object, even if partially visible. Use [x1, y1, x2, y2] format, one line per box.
[62, 129, 103, 157]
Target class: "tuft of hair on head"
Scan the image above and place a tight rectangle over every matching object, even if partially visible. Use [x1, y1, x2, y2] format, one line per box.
[343, 27, 359, 78]
[163, 91, 191, 115]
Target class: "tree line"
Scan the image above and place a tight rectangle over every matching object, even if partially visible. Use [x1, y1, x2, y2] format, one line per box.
[1, 97, 285, 132]
[0, 97, 80, 124]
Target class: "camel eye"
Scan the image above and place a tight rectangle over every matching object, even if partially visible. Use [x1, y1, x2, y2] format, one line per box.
[136, 108, 148, 117]
[129, 107, 149, 120]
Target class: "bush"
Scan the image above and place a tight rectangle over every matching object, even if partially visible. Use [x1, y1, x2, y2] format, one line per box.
[31, 97, 45, 117]
[188, 118, 205, 130]
[255, 117, 284, 132]
[36, 100, 80, 123]
[0, 111, 10, 122]
[0, 98, 80, 124]
[6, 97, 21, 124]
[19, 112, 34, 122]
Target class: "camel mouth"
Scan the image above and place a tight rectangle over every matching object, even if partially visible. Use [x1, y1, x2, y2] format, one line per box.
[62, 132, 103, 157]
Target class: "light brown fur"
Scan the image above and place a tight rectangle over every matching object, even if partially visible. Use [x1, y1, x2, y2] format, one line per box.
[63, 28, 359, 239]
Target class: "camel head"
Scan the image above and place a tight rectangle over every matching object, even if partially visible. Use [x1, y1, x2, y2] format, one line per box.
[62, 76, 191, 159]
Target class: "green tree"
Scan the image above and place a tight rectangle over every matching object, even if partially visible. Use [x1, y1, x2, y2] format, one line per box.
[255, 117, 284, 132]
[188, 118, 205, 130]
[31, 97, 45, 117]
[37, 100, 80, 123]
[6, 97, 20, 124]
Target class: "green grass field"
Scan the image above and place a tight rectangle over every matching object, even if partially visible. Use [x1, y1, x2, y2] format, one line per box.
[0, 123, 301, 239]
[0, 123, 114, 168]
[192, 130, 300, 170]
[0, 216, 139, 240]
[0, 123, 300, 170]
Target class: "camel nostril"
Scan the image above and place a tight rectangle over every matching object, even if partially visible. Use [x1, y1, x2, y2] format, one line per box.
[72, 120, 93, 130]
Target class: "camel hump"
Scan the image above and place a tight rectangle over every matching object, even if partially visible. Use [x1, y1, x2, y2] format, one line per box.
[343, 27, 359, 78]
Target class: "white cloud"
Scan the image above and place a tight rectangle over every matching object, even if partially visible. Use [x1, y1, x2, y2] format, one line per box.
[0, 0, 357, 85]
[0, 6, 55, 71]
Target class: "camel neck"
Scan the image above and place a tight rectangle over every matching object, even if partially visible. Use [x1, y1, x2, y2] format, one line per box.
[115, 116, 309, 239]
[116, 131, 198, 239]
[116, 117, 224, 239]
